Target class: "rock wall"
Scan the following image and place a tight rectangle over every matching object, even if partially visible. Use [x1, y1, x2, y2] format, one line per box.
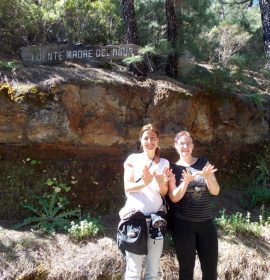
[0, 66, 270, 217]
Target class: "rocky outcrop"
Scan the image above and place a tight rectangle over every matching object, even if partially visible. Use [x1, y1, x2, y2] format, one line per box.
[2, 71, 269, 149]
[0, 65, 269, 217]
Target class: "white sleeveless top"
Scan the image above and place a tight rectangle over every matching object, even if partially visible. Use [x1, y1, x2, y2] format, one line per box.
[123, 153, 169, 216]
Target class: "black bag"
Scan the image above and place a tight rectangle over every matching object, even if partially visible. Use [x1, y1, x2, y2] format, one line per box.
[117, 217, 148, 255]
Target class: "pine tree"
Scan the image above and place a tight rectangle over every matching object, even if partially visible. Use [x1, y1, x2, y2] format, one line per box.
[259, 0, 270, 66]
[165, 0, 178, 77]
[121, 0, 139, 44]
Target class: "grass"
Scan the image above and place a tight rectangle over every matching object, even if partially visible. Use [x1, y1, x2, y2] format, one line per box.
[0, 213, 269, 280]
[0, 225, 125, 280]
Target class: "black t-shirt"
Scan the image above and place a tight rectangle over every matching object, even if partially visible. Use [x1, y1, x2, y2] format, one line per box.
[169, 157, 213, 222]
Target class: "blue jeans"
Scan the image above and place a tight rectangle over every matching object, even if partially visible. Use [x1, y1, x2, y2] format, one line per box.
[125, 226, 163, 280]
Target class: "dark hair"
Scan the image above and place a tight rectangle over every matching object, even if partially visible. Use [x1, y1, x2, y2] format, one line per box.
[175, 130, 193, 145]
[139, 124, 160, 139]
[139, 124, 160, 157]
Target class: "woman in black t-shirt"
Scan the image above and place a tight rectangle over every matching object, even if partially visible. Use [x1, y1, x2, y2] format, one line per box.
[166, 131, 220, 280]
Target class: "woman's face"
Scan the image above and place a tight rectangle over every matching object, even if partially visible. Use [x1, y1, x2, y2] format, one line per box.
[176, 135, 194, 157]
[141, 130, 159, 152]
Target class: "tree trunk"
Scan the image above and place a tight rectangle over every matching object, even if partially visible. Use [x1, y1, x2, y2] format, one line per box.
[165, 0, 178, 77]
[220, 1, 226, 20]
[121, 0, 139, 45]
[259, 0, 270, 66]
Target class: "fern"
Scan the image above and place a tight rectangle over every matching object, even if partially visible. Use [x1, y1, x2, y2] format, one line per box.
[138, 44, 156, 55]
[123, 54, 144, 65]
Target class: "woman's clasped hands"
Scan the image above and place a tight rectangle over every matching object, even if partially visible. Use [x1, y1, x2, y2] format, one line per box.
[181, 164, 218, 184]
[142, 166, 176, 187]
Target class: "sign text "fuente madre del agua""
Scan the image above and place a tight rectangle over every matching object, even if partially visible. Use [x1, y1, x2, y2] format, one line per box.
[21, 44, 139, 66]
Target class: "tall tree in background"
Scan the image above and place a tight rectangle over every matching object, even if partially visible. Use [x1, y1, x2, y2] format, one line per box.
[121, 0, 139, 44]
[165, 0, 178, 77]
[258, 0, 270, 66]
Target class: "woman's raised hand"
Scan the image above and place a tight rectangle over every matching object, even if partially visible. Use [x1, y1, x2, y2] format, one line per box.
[153, 167, 173, 196]
[197, 164, 217, 179]
[154, 167, 173, 186]
[141, 165, 154, 185]
[163, 167, 175, 184]
[181, 169, 196, 184]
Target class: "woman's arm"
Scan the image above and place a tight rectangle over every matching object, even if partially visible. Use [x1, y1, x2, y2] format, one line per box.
[155, 171, 168, 197]
[167, 169, 195, 203]
[155, 161, 172, 197]
[199, 162, 220, 196]
[159, 184, 168, 197]
[168, 181, 188, 203]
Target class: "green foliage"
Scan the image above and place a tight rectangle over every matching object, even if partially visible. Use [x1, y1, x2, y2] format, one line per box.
[62, 0, 122, 44]
[215, 209, 266, 236]
[0, 0, 123, 54]
[123, 44, 156, 75]
[68, 215, 103, 241]
[253, 150, 270, 188]
[135, 0, 166, 46]
[242, 151, 270, 208]
[207, 22, 251, 64]
[244, 187, 270, 208]
[202, 2, 263, 68]
[176, 0, 214, 59]
[0, 0, 44, 52]
[179, 63, 212, 86]
[0, 157, 45, 219]
[229, 54, 250, 67]
[138, 45, 156, 56]
[208, 1, 261, 33]
[138, 44, 156, 72]
[0, 0, 264, 73]
[0, 60, 22, 71]
[179, 63, 234, 94]
[123, 55, 144, 66]
[247, 93, 263, 105]
[232, 29, 264, 70]
[16, 178, 80, 233]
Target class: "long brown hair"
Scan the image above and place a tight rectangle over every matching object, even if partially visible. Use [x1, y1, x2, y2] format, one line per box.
[139, 124, 160, 157]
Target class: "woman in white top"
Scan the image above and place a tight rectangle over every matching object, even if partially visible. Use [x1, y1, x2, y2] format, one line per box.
[123, 123, 169, 280]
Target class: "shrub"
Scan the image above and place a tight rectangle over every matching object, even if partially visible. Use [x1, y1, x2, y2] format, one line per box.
[0, 60, 22, 71]
[62, 0, 122, 44]
[215, 209, 265, 236]
[253, 155, 270, 187]
[244, 187, 270, 208]
[68, 215, 103, 241]
[207, 22, 251, 64]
